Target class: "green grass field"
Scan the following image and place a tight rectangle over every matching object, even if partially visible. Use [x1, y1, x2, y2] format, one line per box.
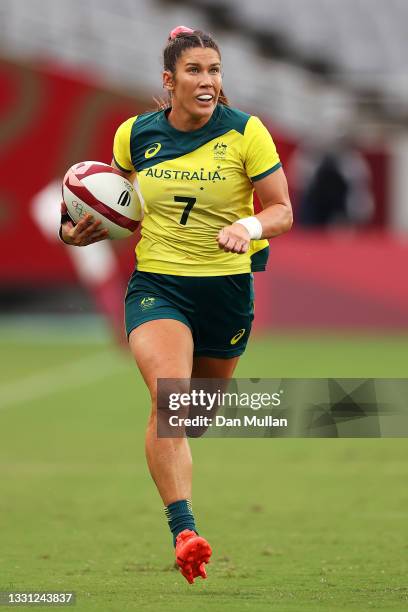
[1, 322, 408, 611]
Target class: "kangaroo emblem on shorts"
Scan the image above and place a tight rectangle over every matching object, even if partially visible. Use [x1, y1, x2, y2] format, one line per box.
[140, 297, 156, 310]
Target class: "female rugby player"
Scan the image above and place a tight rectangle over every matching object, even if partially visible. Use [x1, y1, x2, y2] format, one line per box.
[60, 26, 292, 584]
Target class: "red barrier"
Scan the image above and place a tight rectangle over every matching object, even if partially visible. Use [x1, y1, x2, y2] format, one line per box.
[254, 231, 408, 329]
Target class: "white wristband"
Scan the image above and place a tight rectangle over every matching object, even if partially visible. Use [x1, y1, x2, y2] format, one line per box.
[235, 216, 263, 240]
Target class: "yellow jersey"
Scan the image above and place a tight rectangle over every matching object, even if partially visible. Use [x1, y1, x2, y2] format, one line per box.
[113, 104, 281, 276]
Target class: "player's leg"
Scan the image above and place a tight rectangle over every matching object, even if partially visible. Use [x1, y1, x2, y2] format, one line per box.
[129, 319, 212, 584]
[174, 277, 252, 580]
[192, 355, 240, 378]
[129, 319, 194, 506]
[125, 272, 246, 582]
[125, 271, 206, 552]
[188, 273, 252, 422]
[170, 356, 239, 582]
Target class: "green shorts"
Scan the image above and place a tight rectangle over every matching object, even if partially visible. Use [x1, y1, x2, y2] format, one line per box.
[125, 271, 254, 358]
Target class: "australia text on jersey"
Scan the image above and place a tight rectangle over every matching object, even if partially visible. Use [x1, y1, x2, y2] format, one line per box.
[145, 168, 227, 181]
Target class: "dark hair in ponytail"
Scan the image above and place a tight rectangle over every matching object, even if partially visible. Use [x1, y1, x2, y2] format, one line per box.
[161, 28, 229, 107]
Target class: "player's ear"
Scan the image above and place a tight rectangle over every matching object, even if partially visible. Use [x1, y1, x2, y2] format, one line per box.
[163, 70, 174, 91]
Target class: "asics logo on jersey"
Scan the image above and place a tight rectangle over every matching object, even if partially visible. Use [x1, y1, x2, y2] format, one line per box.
[230, 328, 246, 345]
[145, 143, 162, 159]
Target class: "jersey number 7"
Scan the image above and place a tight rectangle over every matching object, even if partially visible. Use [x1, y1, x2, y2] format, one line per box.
[174, 196, 197, 225]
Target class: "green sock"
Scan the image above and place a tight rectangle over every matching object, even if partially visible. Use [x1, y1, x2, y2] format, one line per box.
[164, 499, 197, 547]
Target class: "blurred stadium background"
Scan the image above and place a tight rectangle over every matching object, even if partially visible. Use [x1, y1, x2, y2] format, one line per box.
[2, 0, 408, 331]
[1, 1, 408, 610]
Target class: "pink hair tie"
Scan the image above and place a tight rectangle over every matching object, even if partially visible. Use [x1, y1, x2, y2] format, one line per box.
[169, 25, 195, 40]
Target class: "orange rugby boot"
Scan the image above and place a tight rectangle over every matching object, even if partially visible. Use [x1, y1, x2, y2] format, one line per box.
[175, 529, 212, 584]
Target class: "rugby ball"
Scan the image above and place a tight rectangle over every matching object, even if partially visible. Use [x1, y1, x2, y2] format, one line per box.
[62, 161, 143, 239]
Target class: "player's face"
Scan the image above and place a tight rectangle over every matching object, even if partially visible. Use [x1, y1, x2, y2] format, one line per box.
[165, 47, 222, 126]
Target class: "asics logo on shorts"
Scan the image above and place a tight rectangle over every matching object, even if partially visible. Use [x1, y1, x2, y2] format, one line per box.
[230, 328, 246, 345]
[144, 142, 162, 159]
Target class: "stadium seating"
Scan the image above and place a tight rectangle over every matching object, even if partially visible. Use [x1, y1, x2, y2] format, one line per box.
[1, 0, 407, 134]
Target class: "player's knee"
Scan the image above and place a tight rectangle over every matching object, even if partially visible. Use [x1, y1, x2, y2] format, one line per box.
[153, 379, 190, 410]
[148, 378, 191, 436]
[147, 376, 191, 407]
[147, 409, 158, 429]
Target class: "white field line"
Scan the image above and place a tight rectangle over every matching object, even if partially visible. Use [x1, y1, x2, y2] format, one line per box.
[0, 350, 128, 411]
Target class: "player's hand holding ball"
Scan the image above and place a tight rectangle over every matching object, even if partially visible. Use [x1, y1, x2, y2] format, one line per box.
[60, 202, 108, 246]
[61, 160, 143, 246]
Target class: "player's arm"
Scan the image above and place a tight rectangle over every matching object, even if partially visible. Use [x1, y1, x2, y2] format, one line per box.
[59, 156, 136, 246]
[59, 160, 129, 246]
[217, 168, 292, 253]
[251, 167, 293, 236]
[111, 158, 137, 184]
[112, 116, 137, 178]
[218, 115, 292, 254]
[61, 117, 137, 246]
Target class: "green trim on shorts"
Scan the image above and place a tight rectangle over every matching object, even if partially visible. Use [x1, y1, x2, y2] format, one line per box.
[126, 313, 193, 339]
[193, 348, 247, 359]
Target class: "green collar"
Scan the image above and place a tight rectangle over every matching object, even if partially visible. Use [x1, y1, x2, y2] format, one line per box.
[158, 104, 223, 138]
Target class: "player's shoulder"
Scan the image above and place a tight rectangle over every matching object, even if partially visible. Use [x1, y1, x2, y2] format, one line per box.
[116, 110, 164, 134]
[218, 105, 251, 135]
[218, 106, 267, 139]
[116, 115, 138, 132]
[132, 109, 165, 132]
